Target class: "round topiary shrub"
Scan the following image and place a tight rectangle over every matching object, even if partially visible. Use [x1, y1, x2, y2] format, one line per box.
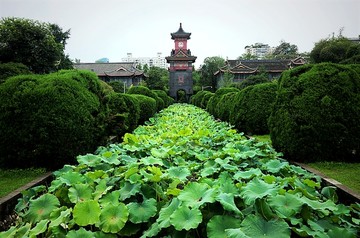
[200, 91, 214, 109]
[229, 82, 277, 135]
[190, 90, 208, 107]
[0, 62, 32, 84]
[152, 89, 174, 107]
[216, 92, 238, 122]
[127, 86, 164, 111]
[268, 63, 360, 162]
[104, 92, 129, 138]
[0, 70, 106, 169]
[120, 94, 141, 132]
[131, 94, 157, 124]
[207, 87, 239, 118]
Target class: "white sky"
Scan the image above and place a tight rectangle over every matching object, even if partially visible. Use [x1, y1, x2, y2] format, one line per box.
[1, 0, 359, 68]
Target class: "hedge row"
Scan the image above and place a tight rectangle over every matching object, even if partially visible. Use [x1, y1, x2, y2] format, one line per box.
[192, 63, 360, 163]
[0, 71, 173, 169]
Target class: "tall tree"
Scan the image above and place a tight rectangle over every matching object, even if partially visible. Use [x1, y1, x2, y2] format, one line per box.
[271, 40, 298, 59]
[0, 17, 72, 73]
[146, 66, 169, 90]
[199, 56, 225, 90]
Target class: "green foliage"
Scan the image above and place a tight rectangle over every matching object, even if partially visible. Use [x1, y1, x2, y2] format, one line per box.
[231, 73, 270, 90]
[0, 70, 106, 169]
[0, 17, 71, 73]
[127, 86, 164, 111]
[310, 35, 360, 64]
[206, 87, 239, 118]
[146, 66, 169, 90]
[130, 94, 157, 125]
[200, 91, 214, 109]
[1, 104, 359, 237]
[229, 82, 277, 135]
[199, 56, 225, 89]
[190, 90, 208, 107]
[0, 62, 32, 83]
[152, 89, 174, 107]
[107, 81, 126, 93]
[270, 40, 298, 59]
[268, 63, 360, 162]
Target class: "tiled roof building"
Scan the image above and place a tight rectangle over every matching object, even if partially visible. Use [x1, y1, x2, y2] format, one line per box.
[73, 62, 146, 86]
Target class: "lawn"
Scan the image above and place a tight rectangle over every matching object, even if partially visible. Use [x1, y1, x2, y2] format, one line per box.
[0, 168, 47, 198]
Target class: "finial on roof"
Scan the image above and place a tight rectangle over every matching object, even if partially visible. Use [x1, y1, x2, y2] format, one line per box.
[180, 23, 182, 28]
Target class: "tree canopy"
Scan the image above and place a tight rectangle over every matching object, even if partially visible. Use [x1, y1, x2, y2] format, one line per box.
[146, 66, 169, 90]
[0, 17, 72, 73]
[199, 56, 225, 90]
[271, 40, 298, 59]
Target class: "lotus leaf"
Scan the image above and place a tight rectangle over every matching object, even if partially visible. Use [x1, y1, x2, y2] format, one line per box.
[170, 205, 202, 231]
[68, 184, 93, 203]
[119, 182, 141, 201]
[59, 171, 85, 186]
[93, 179, 113, 200]
[140, 156, 164, 166]
[268, 193, 304, 218]
[66, 228, 94, 238]
[73, 200, 101, 226]
[263, 159, 289, 173]
[327, 227, 357, 238]
[226, 228, 250, 238]
[240, 178, 277, 205]
[239, 214, 290, 238]
[216, 193, 242, 215]
[77, 154, 102, 166]
[167, 166, 191, 181]
[101, 152, 121, 165]
[234, 168, 263, 180]
[178, 182, 217, 207]
[98, 203, 128, 233]
[100, 190, 121, 206]
[26, 194, 60, 223]
[151, 147, 169, 158]
[128, 198, 157, 223]
[28, 219, 49, 237]
[207, 215, 241, 238]
[49, 207, 72, 228]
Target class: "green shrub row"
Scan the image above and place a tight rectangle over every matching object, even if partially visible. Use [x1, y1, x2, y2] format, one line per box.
[0, 71, 173, 169]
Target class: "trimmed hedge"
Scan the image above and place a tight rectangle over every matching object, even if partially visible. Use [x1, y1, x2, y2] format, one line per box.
[207, 87, 239, 118]
[152, 89, 174, 107]
[216, 92, 237, 122]
[127, 86, 164, 111]
[0, 62, 32, 83]
[229, 82, 277, 135]
[131, 94, 157, 124]
[0, 70, 106, 169]
[200, 92, 214, 109]
[268, 63, 360, 162]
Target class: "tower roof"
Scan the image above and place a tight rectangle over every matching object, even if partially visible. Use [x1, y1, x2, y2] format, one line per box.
[171, 23, 191, 39]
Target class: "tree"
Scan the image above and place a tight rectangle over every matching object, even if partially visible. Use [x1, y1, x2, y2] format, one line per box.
[270, 40, 298, 59]
[146, 66, 169, 90]
[199, 56, 225, 90]
[238, 53, 257, 60]
[310, 34, 360, 64]
[0, 17, 71, 73]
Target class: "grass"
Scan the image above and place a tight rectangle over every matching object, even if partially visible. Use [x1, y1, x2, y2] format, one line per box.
[252, 134, 271, 144]
[0, 168, 47, 198]
[306, 162, 360, 194]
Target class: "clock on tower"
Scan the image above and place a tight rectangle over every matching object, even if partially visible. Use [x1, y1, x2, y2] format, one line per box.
[166, 23, 197, 101]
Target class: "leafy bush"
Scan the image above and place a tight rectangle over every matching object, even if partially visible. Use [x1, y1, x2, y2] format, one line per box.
[107, 81, 126, 93]
[152, 89, 174, 107]
[0, 70, 106, 169]
[268, 63, 360, 162]
[200, 91, 214, 109]
[2, 104, 359, 237]
[229, 82, 277, 135]
[207, 87, 239, 118]
[131, 94, 157, 125]
[190, 90, 208, 107]
[0, 62, 31, 84]
[128, 86, 164, 111]
[216, 92, 237, 122]
[121, 94, 140, 132]
[104, 93, 129, 139]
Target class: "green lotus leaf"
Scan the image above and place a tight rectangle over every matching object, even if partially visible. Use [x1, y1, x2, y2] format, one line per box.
[0, 226, 17, 238]
[141, 222, 161, 238]
[263, 159, 289, 173]
[98, 203, 129, 233]
[262, 174, 277, 184]
[99, 190, 121, 206]
[240, 178, 277, 205]
[207, 215, 241, 238]
[93, 231, 117, 238]
[157, 198, 181, 229]
[26, 194, 60, 223]
[151, 147, 169, 159]
[117, 222, 141, 237]
[226, 228, 250, 238]
[201, 166, 219, 177]
[140, 156, 164, 166]
[73, 200, 101, 226]
[170, 205, 202, 231]
[327, 227, 357, 238]
[101, 152, 121, 165]
[93, 179, 113, 200]
[28, 219, 49, 237]
[77, 154, 102, 166]
[321, 186, 338, 203]
[66, 228, 94, 238]
[301, 196, 337, 215]
[268, 193, 304, 218]
[68, 184, 93, 203]
[167, 166, 191, 181]
[119, 182, 141, 201]
[216, 193, 242, 215]
[128, 198, 157, 223]
[240, 214, 290, 238]
[178, 182, 217, 207]
[234, 168, 263, 180]
[12, 223, 31, 237]
[85, 170, 107, 181]
[49, 207, 72, 228]
[147, 166, 163, 182]
[59, 171, 85, 186]
[217, 172, 239, 194]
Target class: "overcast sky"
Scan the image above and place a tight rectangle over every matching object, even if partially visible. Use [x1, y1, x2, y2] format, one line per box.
[1, 0, 359, 68]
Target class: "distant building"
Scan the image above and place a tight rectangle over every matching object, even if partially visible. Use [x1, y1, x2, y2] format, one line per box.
[244, 43, 275, 59]
[122, 52, 167, 69]
[214, 57, 306, 85]
[73, 62, 147, 86]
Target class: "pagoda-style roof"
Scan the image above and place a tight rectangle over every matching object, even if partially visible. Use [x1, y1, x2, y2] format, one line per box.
[166, 49, 196, 63]
[171, 23, 191, 39]
[73, 62, 145, 77]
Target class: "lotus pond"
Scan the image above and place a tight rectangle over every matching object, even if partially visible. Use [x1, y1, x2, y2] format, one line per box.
[1, 104, 359, 237]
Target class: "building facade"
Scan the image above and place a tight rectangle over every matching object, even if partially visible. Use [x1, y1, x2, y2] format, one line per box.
[166, 23, 197, 99]
[244, 43, 275, 59]
[122, 53, 167, 69]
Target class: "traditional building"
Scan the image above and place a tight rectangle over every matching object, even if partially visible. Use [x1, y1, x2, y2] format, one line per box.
[73, 62, 146, 86]
[166, 23, 197, 99]
[214, 57, 306, 85]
